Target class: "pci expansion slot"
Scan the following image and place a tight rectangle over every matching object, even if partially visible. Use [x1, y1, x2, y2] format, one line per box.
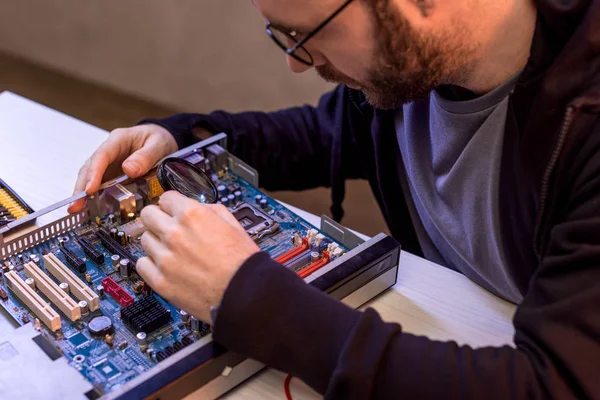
[5, 271, 61, 332]
[43, 253, 100, 311]
[24, 261, 81, 321]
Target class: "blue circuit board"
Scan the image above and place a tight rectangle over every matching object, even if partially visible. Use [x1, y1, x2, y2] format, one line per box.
[0, 171, 345, 395]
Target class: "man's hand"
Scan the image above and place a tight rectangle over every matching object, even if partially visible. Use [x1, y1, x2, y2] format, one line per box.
[68, 124, 178, 213]
[137, 191, 260, 323]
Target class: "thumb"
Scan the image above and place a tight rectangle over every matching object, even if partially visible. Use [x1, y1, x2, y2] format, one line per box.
[122, 146, 163, 178]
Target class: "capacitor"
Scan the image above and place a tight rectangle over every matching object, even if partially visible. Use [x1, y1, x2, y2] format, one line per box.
[110, 228, 118, 240]
[79, 300, 89, 314]
[58, 238, 65, 247]
[85, 273, 92, 284]
[119, 259, 130, 278]
[136, 332, 148, 347]
[227, 194, 235, 206]
[178, 310, 190, 324]
[96, 284, 104, 297]
[254, 195, 262, 205]
[34, 318, 41, 331]
[108, 214, 116, 224]
[142, 283, 153, 296]
[217, 184, 227, 197]
[59, 282, 69, 293]
[132, 281, 145, 294]
[17, 254, 23, 263]
[7, 265, 14, 272]
[25, 277, 35, 290]
[22, 314, 30, 324]
[105, 334, 114, 347]
[127, 212, 136, 222]
[30, 254, 40, 265]
[190, 317, 201, 333]
[260, 198, 268, 210]
[118, 341, 128, 350]
[118, 231, 127, 246]
[234, 190, 243, 203]
[311, 252, 320, 262]
[111, 254, 121, 271]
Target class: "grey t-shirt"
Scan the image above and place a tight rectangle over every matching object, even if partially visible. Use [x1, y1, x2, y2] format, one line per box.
[395, 73, 523, 303]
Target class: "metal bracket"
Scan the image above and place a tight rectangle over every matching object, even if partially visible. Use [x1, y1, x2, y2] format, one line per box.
[228, 155, 259, 187]
[320, 215, 365, 250]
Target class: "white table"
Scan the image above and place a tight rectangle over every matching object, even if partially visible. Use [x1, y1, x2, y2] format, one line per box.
[0, 91, 516, 399]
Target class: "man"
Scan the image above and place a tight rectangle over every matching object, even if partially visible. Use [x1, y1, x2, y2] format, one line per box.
[69, 0, 600, 398]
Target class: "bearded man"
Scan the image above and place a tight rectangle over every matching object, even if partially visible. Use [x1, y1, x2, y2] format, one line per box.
[70, 0, 600, 397]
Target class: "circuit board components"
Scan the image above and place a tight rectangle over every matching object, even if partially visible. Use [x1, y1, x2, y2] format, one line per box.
[0, 179, 34, 225]
[60, 246, 86, 273]
[96, 230, 136, 272]
[101, 276, 134, 307]
[24, 262, 81, 321]
[104, 184, 137, 221]
[43, 253, 100, 311]
[121, 296, 171, 334]
[5, 270, 61, 331]
[88, 315, 114, 337]
[76, 238, 104, 265]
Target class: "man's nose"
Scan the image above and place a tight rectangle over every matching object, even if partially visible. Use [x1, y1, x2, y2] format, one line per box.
[286, 54, 312, 73]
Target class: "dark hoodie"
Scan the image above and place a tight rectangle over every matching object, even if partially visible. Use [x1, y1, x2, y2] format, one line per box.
[142, 1, 600, 398]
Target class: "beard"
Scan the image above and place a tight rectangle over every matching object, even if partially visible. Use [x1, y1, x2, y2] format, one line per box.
[317, 0, 475, 109]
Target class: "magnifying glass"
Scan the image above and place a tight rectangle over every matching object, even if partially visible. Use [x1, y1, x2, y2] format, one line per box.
[157, 158, 218, 204]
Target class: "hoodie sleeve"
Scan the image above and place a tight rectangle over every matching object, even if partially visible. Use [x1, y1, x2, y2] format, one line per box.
[208, 115, 600, 400]
[139, 85, 365, 194]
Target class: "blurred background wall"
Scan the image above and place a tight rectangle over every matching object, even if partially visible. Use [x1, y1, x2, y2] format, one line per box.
[0, 0, 389, 236]
[0, 0, 331, 112]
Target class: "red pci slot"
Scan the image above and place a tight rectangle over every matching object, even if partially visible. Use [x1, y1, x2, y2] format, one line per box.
[298, 252, 331, 279]
[101, 277, 134, 307]
[275, 238, 310, 264]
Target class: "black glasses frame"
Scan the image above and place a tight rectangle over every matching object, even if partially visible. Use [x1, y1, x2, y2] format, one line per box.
[266, 0, 355, 66]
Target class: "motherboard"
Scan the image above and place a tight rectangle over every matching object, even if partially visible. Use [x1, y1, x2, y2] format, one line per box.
[0, 155, 348, 395]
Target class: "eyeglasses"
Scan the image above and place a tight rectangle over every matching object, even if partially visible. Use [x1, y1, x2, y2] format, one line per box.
[265, 0, 355, 66]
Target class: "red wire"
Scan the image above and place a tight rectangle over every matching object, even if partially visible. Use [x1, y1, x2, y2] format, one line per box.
[284, 374, 294, 400]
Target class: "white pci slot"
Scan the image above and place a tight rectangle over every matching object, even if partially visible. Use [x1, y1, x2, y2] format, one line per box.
[43, 253, 100, 311]
[5, 271, 61, 332]
[24, 262, 81, 321]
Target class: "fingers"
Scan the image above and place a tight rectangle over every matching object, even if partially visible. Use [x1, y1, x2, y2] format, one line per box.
[121, 133, 166, 178]
[69, 124, 176, 215]
[209, 204, 246, 234]
[158, 191, 199, 218]
[140, 205, 176, 240]
[136, 256, 164, 291]
[68, 159, 91, 213]
[158, 192, 245, 234]
[140, 231, 169, 263]
[85, 135, 123, 195]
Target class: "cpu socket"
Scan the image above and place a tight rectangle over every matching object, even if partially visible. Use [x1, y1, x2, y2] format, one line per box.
[231, 204, 275, 237]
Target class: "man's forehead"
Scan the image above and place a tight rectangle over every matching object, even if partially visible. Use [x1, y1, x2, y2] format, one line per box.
[253, 0, 339, 31]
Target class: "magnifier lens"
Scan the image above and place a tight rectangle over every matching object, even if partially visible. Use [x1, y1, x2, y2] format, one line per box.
[157, 158, 218, 204]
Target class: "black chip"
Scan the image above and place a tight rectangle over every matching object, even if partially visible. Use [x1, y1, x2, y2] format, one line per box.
[88, 316, 114, 337]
